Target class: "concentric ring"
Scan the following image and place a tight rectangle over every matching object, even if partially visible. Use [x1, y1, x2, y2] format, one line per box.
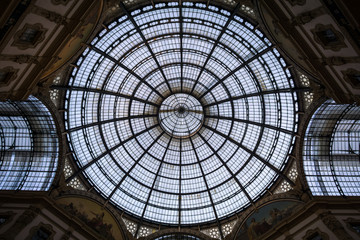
[64, 2, 298, 226]
[159, 93, 203, 138]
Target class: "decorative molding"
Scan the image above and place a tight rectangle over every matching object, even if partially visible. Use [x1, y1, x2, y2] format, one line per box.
[302, 228, 329, 240]
[323, 56, 360, 66]
[344, 218, 360, 237]
[60, 231, 72, 240]
[147, 229, 212, 240]
[0, 206, 41, 240]
[284, 235, 294, 240]
[286, 0, 306, 6]
[291, 7, 326, 25]
[0, 54, 40, 64]
[0, 211, 15, 227]
[319, 211, 353, 240]
[31, 5, 67, 24]
[342, 68, 360, 88]
[0, 66, 18, 86]
[321, 0, 360, 51]
[0, 0, 31, 43]
[12, 23, 47, 50]
[51, 0, 71, 5]
[25, 222, 55, 240]
[311, 24, 346, 51]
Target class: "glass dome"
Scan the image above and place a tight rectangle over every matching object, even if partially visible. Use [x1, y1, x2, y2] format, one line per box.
[64, 2, 298, 226]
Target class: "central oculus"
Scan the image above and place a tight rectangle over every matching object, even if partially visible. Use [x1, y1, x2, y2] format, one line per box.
[159, 93, 204, 138]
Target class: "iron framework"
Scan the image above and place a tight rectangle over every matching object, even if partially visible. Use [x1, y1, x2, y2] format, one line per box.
[63, 2, 299, 228]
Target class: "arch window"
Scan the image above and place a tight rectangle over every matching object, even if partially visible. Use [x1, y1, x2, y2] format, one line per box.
[303, 100, 360, 196]
[0, 96, 59, 191]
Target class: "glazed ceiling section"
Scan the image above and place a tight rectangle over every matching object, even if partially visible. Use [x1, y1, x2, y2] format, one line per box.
[64, 2, 298, 225]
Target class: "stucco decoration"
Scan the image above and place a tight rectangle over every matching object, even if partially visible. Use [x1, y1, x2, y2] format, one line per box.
[302, 228, 329, 240]
[51, 0, 71, 5]
[12, 23, 47, 50]
[25, 223, 55, 240]
[319, 211, 353, 240]
[0, 67, 18, 87]
[344, 218, 360, 237]
[311, 24, 347, 51]
[342, 69, 360, 89]
[286, 0, 306, 6]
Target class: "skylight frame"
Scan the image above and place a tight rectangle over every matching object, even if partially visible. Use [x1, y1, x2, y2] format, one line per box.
[64, 2, 299, 227]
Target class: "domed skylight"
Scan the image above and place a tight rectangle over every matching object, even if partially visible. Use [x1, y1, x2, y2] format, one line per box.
[64, 2, 298, 226]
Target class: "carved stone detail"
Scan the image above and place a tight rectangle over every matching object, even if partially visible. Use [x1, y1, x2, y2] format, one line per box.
[60, 231, 72, 240]
[31, 5, 67, 24]
[288, 178, 311, 202]
[344, 218, 360, 237]
[324, 56, 360, 66]
[0, 54, 40, 64]
[12, 23, 47, 50]
[0, 206, 41, 240]
[319, 212, 353, 240]
[0, 67, 18, 86]
[302, 228, 329, 240]
[25, 222, 55, 240]
[51, 0, 71, 5]
[0, 211, 15, 227]
[291, 7, 326, 25]
[286, 0, 306, 6]
[284, 235, 294, 240]
[342, 68, 360, 89]
[311, 24, 347, 51]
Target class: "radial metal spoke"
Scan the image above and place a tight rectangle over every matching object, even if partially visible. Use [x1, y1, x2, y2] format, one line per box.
[190, 3, 241, 95]
[180, 1, 184, 92]
[67, 114, 157, 133]
[66, 123, 160, 183]
[178, 136, 182, 226]
[51, 85, 160, 107]
[142, 61, 223, 92]
[202, 124, 295, 186]
[89, 45, 165, 99]
[188, 133, 224, 239]
[119, 2, 173, 94]
[198, 47, 273, 100]
[106, 132, 165, 201]
[203, 87, 310, 108]
[205, 114, 295, 135]
[197, 132, 254, 205]
[138, 135, 174, 228]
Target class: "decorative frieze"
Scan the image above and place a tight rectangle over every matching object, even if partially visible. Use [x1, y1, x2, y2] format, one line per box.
[31, 5, 67, 25]
[319, 212, 353, 240]
[0, 54, 40, 64]
[291, 7, 326, 25]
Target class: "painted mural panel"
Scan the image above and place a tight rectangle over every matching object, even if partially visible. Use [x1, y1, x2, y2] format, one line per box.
[236, 200, 303, 240]
[56, 197, 123, 240]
